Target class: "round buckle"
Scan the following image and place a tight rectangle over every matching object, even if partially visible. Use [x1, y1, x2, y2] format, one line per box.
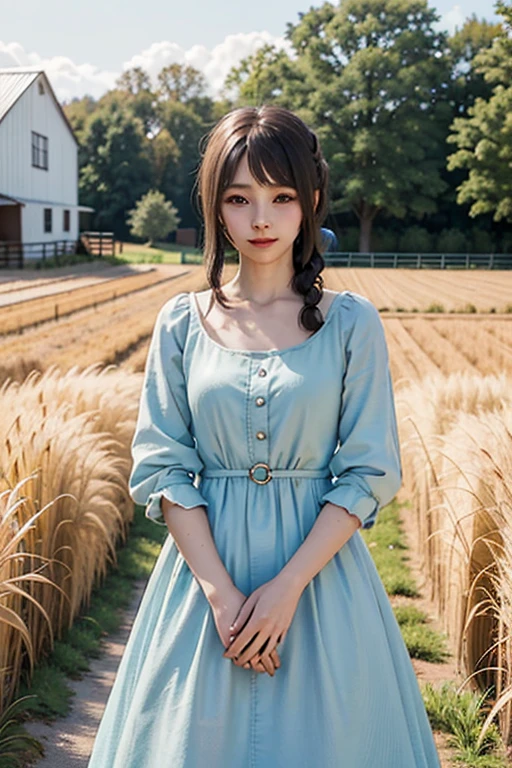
[249, 462, 272, 485]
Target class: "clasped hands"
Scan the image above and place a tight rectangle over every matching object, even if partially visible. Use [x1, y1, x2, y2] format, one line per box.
[211, 574, 303, 677]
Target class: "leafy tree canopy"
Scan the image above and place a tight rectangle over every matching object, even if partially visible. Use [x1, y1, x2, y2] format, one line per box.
[447, 1, 512, 222]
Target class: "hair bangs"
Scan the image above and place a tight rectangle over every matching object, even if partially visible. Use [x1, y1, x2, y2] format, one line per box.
[246, 129, 296, 190]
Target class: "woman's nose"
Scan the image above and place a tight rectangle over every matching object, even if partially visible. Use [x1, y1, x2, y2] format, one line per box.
[251, 206, 271, 230]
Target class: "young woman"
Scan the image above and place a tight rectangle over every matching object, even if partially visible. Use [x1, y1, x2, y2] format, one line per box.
[87, 105, 441, 767]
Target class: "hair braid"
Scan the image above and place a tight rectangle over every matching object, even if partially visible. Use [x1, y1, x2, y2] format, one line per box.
[291, 128, 329, 332]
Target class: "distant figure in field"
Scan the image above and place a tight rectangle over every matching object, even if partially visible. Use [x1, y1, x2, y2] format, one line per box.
[320, 226, 339, 253]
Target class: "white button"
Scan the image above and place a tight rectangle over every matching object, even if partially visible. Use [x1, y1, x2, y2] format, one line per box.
[256, 397, 265, 406]
[256, 431, 266, 440]
[258, 368, 267, 377]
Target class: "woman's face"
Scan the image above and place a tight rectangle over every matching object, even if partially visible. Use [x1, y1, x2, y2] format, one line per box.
[219, 153, 308, 263]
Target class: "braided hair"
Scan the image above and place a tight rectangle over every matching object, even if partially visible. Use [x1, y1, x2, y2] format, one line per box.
[195, 105, 330, 332]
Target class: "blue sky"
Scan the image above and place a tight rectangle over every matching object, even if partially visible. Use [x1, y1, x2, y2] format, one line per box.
[0, 0, 499, 102]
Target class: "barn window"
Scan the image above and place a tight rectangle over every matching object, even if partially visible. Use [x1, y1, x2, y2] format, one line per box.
[32, 131, 48, 170]
[63, 209, 70, 232]
[44, 208, 52, 233]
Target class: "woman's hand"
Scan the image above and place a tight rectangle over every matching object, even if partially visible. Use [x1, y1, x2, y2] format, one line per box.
[223, 574, 304, 672]
[208, 584, 281, 675]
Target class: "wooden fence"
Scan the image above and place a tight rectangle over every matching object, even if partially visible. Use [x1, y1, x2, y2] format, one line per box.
[0, 232, 115, 268]
[0, 240, 77, 268]
[79, 231, 114, 257]
[322, 252, 512, 269]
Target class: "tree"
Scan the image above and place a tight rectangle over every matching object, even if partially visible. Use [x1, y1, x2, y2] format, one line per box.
[447, 15, 500, 116]
[224, 0, 450, 252]
[223, 44, 303, 106]
[62, 95, 97, 144]
[127, 190, 180, 246]
[156, 100, 207, 225]
[110, 67, 159, 138]
[447, 2, 512, 223]
[79, 103, 152, 236]
[150, 128, 180, 191]
[116, 66, 152, 94]
[155, 63, 214, 121]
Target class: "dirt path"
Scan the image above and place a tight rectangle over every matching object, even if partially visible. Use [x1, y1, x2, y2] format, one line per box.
[24, 580, 147, 767]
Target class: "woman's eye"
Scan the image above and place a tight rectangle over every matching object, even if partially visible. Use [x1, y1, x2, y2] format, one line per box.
[224, 193, 296, 204]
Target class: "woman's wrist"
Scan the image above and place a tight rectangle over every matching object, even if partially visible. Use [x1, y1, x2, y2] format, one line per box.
[201, 575, 237, 608]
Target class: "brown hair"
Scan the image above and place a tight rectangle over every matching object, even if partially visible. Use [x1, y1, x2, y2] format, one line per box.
[195, 105, 330, 332]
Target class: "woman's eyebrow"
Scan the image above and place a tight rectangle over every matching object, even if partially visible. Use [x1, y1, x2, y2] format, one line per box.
[224, 182, 293, 190]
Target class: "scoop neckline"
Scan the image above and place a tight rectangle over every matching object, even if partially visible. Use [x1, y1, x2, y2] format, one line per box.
[189, 290, 344, 357]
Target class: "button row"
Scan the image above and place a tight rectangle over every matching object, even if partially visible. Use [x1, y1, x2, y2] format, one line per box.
[256, 369, 267, 442]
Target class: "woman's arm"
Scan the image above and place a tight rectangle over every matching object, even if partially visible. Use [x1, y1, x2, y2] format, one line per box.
[160, 497, 235, 605]
[162, 497, 282, 675]
[276, 501, 361, 593]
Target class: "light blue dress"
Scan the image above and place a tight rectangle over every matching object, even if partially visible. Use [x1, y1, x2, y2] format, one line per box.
[87, 289, 441, 767]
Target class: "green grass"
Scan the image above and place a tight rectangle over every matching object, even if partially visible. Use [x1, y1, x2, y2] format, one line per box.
[361, 501, 419, 597]
[422, 682, 509, 767]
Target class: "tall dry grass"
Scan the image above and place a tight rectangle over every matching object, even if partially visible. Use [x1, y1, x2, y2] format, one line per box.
[396, 371, 512, 743]
[0, 365, 141, 712]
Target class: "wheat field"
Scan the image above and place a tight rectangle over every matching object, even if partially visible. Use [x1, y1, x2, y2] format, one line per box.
[1, 263, 512, 741]
[1, 265, 511, 386]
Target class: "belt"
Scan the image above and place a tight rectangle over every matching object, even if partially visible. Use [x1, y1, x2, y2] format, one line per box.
[202, 462, 332, 486]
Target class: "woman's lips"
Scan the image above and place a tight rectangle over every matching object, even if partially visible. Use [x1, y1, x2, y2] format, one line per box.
[248, 239, 278, 248]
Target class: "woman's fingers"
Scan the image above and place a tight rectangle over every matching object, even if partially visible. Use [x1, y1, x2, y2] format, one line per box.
[257, 631, 281, 675]
[236, 633, 270, 666]
[256, 652, 275, 676]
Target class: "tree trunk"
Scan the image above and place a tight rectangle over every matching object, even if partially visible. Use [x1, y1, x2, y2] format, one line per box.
[358, 215, 373, 253]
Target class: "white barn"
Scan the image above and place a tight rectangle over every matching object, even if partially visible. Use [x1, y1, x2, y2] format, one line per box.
[0, 66, 92, 259]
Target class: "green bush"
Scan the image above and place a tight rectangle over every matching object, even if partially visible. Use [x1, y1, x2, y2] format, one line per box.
[468, 228, 495, 254]
[436, 229, 468, 253]
[339, 227, 359, 252]
[398, 226, 433, 253]
[372, 228, 398, 253]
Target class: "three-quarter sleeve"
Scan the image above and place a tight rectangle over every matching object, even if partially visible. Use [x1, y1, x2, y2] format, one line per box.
[321, 293, 402, 530]
[128, 293, 209, 525]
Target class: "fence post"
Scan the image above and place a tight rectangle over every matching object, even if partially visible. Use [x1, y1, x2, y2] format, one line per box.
[489, 253, 494, 270]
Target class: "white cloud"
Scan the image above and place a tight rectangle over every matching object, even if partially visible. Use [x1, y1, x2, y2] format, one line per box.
[0, 31, 292, 104]
[437, 4, 465, 34]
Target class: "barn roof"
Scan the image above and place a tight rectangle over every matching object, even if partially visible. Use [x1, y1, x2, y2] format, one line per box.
[0, 67, 78, 144]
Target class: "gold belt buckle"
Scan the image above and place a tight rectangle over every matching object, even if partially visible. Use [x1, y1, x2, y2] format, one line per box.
[249, 462, 272, 485]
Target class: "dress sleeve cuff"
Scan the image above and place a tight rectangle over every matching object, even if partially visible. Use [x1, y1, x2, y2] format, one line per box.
[146, 482, 209, 525]
[321, 477, 380, 530]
